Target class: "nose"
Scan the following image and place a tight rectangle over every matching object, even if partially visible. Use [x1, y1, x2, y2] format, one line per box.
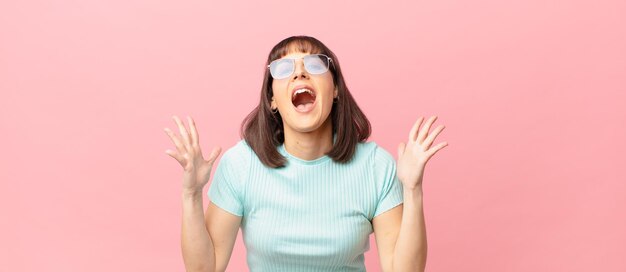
[292, 59, 309, 80]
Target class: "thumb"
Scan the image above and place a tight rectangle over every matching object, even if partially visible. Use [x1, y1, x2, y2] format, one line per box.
[205, 146, 222, 165]
[397, 142, 406, 158]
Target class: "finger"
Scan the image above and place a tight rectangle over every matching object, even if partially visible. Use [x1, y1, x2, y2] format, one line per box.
[165, 148, 184, 163]
[164, 127, 187, 154]
[423, 125, 445, 149]
[205, 146, 222, 164]
[173, 115, 192, 151]
[409, 116, 425, 142]
[426, 141, 448, 157]
[397, 142, 406, 158]
[417, 116, 437, 144]
[187, 116, 200, 148]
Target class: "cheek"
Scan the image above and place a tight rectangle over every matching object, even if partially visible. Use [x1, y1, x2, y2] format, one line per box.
[271, 83, 288, 104]
[323, 74, 334, 87]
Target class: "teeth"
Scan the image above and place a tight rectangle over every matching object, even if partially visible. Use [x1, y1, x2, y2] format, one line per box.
[292, 88, 315, 100]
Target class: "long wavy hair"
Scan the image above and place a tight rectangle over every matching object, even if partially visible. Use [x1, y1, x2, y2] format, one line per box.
[240, 36, 371, 168]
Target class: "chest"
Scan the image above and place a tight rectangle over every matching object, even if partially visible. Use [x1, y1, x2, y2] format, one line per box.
[240, 164, 377, 264]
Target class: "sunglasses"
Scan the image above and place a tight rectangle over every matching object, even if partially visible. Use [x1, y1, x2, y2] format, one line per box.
[267, 54, 333, 80]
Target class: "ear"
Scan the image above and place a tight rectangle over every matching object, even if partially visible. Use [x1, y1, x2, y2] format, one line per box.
[334, 87, 338, 98]
[270, 97, 277, 109]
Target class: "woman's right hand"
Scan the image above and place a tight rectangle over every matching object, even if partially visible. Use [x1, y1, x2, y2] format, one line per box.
[164, 115, 221, 194]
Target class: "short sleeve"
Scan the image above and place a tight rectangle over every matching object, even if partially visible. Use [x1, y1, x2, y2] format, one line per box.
[372, 145, 404, 218]
[207, 142, 248, 217]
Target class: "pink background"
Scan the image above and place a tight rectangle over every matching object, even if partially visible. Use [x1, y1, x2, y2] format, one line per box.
[1, 0, 625, 271]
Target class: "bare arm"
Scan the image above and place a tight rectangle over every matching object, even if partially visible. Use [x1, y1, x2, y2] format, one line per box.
[165, 115, 241, 272]
[374, 115, 447, 271]
[205, 202, 242, 272]
[181, 191, 216, 272]
[392, 188, 427, 271]
[181, 192, 242, 272]
[373, 188, 427, 272]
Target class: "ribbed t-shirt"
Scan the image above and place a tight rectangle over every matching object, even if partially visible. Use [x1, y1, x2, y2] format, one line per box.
[208, 139, 404, 271]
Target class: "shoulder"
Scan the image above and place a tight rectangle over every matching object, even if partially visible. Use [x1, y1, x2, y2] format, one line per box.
[228, 139, 253, 156]
[354, 141, 395, 164]
[217, 139, 253, 168]
[356, 141, 397, 185]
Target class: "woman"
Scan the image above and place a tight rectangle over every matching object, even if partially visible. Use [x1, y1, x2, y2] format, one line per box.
[165, 36, 448, 272]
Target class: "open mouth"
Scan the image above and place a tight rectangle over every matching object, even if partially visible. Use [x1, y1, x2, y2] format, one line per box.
[291, 88, 316, 112]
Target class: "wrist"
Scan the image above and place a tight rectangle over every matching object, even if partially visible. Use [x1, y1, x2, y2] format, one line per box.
[403, 186, 423, 200]
[182, 189, 203, 199]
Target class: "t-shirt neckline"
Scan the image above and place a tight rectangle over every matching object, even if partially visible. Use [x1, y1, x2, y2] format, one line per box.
[277, 134, 336, 166]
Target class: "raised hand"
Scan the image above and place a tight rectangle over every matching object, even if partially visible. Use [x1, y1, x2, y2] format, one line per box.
[164, 115, 221, 194]
[397, 116, 448, 190]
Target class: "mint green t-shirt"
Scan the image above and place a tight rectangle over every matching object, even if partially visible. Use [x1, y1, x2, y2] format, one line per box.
[208, 139, 404, 271]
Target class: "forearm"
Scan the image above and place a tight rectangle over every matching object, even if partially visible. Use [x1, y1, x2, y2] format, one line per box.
[181, 191, 215, 272]
[393, 187, 427, 272]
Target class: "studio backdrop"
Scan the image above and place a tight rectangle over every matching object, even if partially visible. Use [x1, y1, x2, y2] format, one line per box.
[1, 0, 624, 271]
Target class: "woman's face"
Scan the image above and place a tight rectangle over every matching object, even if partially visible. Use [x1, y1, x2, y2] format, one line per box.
[270, 51, 337, 134]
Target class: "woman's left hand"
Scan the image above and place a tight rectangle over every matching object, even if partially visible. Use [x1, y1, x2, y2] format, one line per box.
[397, 116, 448, 190]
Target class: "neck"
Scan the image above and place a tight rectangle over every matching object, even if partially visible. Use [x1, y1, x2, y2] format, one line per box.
[282, 118, 334, 161]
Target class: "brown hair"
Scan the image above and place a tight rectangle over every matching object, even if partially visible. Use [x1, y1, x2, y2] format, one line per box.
[240, 36, 371, 168]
